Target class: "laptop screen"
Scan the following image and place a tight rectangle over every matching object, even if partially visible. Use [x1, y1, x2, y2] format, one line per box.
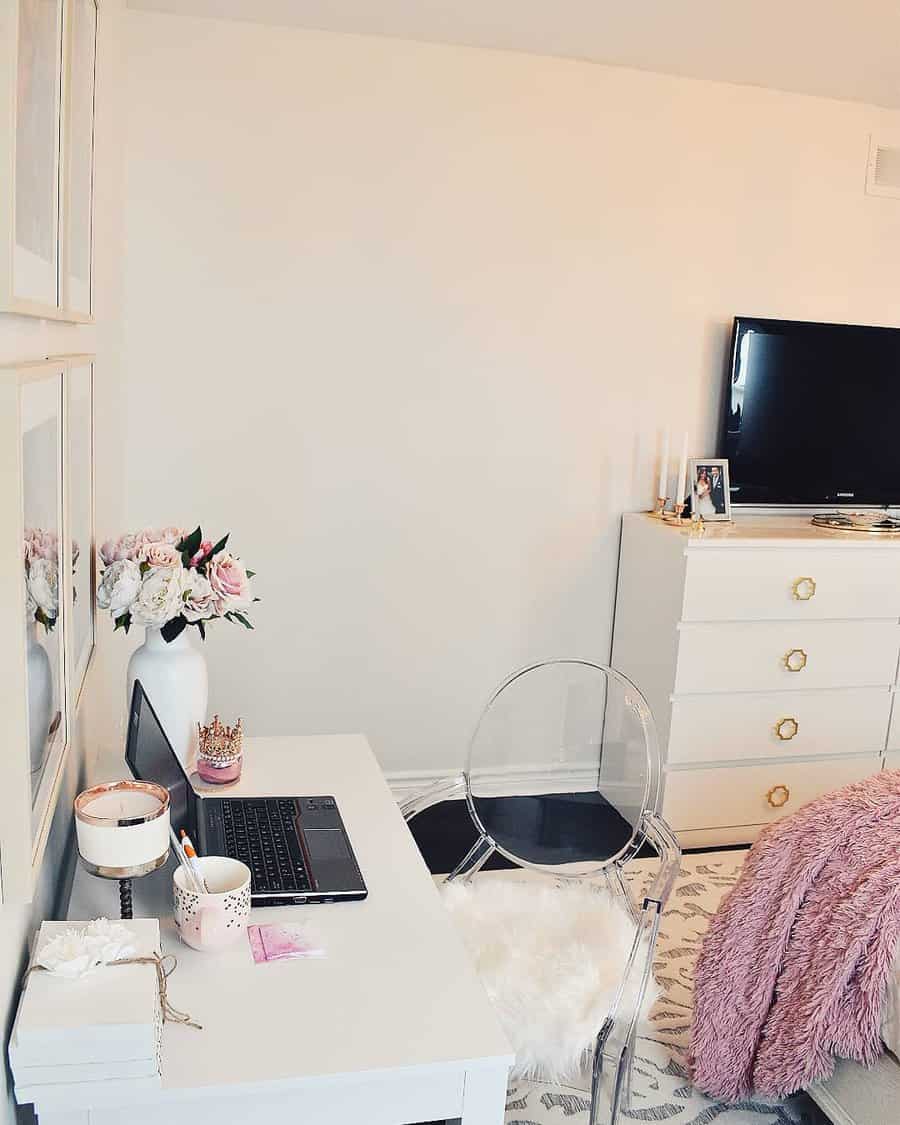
[125, 680, 197, 839]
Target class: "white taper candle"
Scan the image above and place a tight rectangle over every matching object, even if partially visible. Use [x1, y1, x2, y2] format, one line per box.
[658, 431, 670, 500]
[676, 431, 689, 506]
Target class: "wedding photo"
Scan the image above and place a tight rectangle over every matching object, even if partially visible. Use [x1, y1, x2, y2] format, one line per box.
[690, 459, 732, 521]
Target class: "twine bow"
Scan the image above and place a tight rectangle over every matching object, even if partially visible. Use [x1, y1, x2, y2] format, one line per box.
[26, 952, 202, 1031]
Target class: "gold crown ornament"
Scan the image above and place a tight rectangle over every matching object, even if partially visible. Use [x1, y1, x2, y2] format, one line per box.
[197, 715, 243, 765]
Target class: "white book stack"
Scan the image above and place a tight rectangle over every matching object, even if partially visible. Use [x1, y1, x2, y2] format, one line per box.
[9, 919, 163, 1109]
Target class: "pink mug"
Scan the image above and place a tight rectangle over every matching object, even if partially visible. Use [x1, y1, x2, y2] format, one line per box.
[173, 856, 251, 952]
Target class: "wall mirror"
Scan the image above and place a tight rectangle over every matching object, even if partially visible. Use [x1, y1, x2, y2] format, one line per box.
[62, 0, 97, 316]
[0, 0, 98, 321]
[21, 368, 66, 824]
[68, 359, 95, 701]
[0, 356, 95, 903]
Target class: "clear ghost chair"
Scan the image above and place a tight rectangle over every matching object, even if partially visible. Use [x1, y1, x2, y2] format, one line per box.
[401, 660, 680, 1125]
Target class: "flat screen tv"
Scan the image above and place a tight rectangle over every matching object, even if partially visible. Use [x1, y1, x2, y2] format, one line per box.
[719, 316, 900, 508]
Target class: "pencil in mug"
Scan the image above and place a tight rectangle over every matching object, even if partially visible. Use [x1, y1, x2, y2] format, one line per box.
[169, 826, 204, 895]
[180, 830, 210, 893]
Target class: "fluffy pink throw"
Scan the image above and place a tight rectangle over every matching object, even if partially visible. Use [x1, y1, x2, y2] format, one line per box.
[690, 768, 900, 1100]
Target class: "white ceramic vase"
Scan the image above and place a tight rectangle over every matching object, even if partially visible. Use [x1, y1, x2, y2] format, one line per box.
[126, 627, 208, 768]
[26, 623, 53, 776]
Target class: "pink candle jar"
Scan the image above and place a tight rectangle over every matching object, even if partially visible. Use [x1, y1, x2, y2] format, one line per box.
[197, 716, 243, 785]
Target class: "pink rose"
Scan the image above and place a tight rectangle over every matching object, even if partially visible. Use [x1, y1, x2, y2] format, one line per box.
[26, 528, 58, 561]
[135, 528, 162, 550]
[99, 538, 119, 565]
[105, 533, 141, 562]
[190, 539, 213, 566]
[207, 551, 252, 613]
[160, 526, 185, 546]
[139, 541, 182, 568]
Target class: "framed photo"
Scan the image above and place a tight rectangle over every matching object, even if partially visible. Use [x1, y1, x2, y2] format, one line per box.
[689, 458, 732, 522]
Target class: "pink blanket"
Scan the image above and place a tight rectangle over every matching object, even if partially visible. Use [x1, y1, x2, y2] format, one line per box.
[690, 768, 900, 1100]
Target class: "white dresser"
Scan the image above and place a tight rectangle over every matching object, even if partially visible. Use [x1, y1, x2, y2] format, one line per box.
[611, 513, 900, 848]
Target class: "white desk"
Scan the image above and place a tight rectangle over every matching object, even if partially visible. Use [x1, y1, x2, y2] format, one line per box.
[46, 734, 513, 1125]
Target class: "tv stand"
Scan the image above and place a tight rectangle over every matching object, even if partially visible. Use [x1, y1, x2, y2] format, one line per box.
[612, 512, 900, 847]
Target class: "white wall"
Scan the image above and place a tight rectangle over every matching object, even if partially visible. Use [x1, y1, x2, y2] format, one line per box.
[110, 10, 900, 781]
[0, 3, 125, 1121]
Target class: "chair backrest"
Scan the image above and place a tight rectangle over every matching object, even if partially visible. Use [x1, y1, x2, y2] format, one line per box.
[463, 660, 662, 877]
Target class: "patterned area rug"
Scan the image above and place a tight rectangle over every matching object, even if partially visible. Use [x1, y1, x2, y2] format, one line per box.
[503, 851, 832, 1125]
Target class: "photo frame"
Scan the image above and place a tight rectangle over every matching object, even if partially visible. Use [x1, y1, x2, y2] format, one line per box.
[0, 0, 98, 321]
[689, 458, 732, 522]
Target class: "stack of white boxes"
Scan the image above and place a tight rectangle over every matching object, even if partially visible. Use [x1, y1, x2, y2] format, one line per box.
[9, 919, 163, 1110]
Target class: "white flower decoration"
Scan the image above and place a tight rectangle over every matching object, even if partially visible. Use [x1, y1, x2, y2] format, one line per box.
[36, 918, 137, 980]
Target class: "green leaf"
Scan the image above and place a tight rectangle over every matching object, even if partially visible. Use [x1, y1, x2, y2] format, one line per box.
[230, 611, 253, 630]
[208, 533, 229, 558]
[197, 620, 206, 641]
[161, 615, 188, 643]
[245, 570, 256, 579]
[180, 527, 203, 561]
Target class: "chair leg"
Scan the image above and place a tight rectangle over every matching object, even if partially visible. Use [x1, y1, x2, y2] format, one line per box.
[605, 866, 638, 921]
[446, 834, 496, 883]
[589, 1020, 631, 1125]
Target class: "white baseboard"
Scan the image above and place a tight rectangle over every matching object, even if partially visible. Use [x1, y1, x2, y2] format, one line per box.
[385, 762, 639, 804]
[385, 768, 456, 801]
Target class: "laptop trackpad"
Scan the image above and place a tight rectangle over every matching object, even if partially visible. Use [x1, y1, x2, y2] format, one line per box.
[305, 829, 362, 891]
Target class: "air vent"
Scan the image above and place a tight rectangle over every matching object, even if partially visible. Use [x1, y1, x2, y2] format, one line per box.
[866, 135, 900, 198]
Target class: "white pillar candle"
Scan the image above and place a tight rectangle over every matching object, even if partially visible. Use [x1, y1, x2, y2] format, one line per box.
[657, 431, 670, 500]
[74, 782, 170, 875]
[676, 431, 689, 507]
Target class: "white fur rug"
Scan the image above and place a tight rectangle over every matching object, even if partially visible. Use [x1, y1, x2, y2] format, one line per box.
[442, 854, 832, 1125]
[442, 877, 656, 1082]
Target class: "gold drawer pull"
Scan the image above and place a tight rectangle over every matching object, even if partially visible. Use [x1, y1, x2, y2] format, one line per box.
[792, 576, 817, 601]
[775, 717, 799, 741]
[784, 648, 808, 672]
[766, 784, 791, 809]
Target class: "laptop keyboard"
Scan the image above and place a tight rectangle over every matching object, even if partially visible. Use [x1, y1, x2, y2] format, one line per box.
[221, 798, 312, 895]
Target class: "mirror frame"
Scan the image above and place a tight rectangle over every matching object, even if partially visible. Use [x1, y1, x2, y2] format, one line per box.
[0, 0, 99, 323]
[0, 355, 95, 903]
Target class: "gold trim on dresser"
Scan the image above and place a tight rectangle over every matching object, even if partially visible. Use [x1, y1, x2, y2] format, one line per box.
[766, 784, 791, 809]
[791, 576, 817, 601]
[784, 648, 808, 672]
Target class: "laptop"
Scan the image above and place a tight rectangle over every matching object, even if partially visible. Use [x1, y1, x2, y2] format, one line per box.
[125, 680, 367, 906]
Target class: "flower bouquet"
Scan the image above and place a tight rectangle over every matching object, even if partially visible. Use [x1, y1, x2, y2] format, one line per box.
[25, 529, 78, 632]
[97, 526, 257, 643]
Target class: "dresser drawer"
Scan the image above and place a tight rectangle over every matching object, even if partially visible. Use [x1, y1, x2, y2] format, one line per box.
[674, 621, 900, 694]
[682, 549, 900, 622]
[663, 756, 881, 831]
[668, 688, 892, 765]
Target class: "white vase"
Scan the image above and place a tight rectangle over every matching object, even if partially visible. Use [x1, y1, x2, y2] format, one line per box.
[127, 627, 208, 768]
[27, 623, 53, 776]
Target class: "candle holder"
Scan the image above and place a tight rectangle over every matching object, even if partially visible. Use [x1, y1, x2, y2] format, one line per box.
[197, 715, 243, 785]
[74, 781, 170, 920]
[661, 501, 686, 525]
[650, 496, 668, 519]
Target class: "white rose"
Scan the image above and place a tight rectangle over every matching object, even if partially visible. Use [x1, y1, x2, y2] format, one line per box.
[97, 558, 142, 617]
[27, 557, 59, 619]
[25, 578, 37, 621]
[182, 570, 217, 622]
[130, 565, 186, 628]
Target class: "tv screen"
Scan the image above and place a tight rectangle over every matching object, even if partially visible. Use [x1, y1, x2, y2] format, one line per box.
[719, 316, 900, 508]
